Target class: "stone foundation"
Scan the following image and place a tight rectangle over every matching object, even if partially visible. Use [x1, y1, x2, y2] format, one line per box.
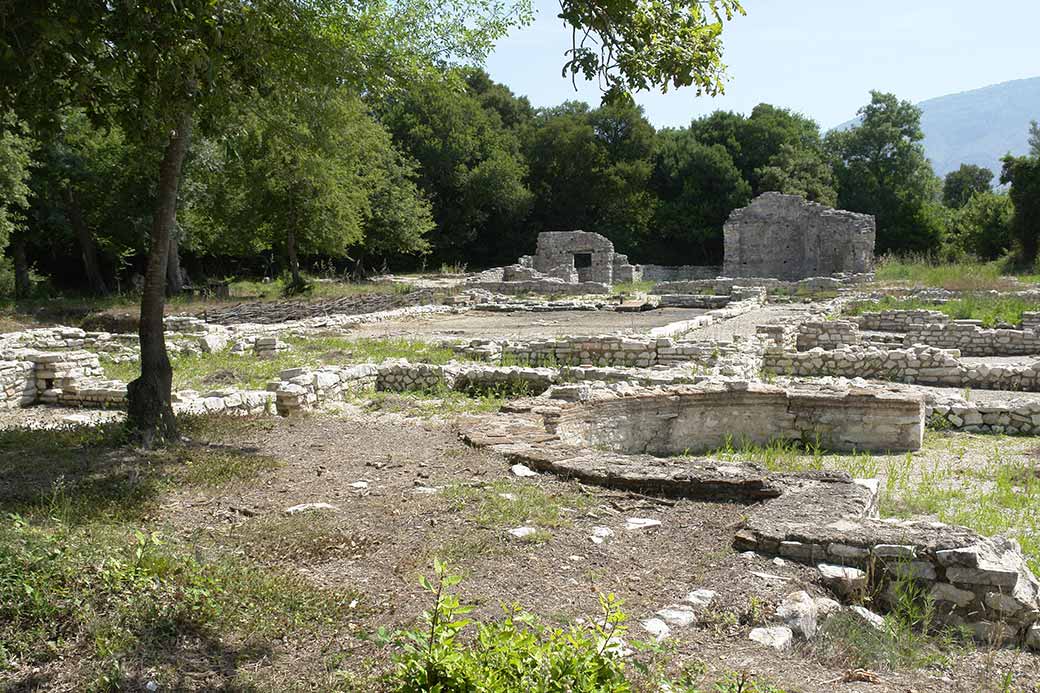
[547, 382, 924, 454]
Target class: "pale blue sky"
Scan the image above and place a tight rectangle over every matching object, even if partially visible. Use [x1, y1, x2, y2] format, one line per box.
[484, 0, 1040, 129]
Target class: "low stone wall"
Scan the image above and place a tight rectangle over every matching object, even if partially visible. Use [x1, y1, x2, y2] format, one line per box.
[637, 265, 720, 282]
[652, 274, 871, 296]
[764, 344, 1040, 392]
[904, 322, 1040, 356]
[0, 360, 34, 408]
[455, 334, 756, 376]
[854, 309, 948, 332]
[464, 279, 610, 296]
[658, 294, 731, 309]
[796, 321, 861, 351]
[549, 381, 924, 454]
[736, 492, 1040, 645]
[271, 364, 379, 415]
[851, 310, 1040, 356]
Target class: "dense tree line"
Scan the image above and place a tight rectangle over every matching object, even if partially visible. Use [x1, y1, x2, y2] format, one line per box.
[4, 70, 1039, 303]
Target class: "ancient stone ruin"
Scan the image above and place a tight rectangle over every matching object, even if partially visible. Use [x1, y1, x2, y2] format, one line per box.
[723, 192, 876, 280]
[521, 231, 640, 285]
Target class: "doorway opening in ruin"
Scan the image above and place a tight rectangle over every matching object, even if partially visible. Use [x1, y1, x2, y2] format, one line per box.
[573, 253, 592, 269]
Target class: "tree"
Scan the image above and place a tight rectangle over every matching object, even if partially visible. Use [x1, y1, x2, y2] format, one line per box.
[2, 0, 526, 445]
[183, 90, 433, 281]
[1030, 120, 1040, 157]
[524, 101, 656, 255]
[757, 143, 837, 206]
[947, 190, 1013, 260]
[826, 91, 943, 254]
[0, 113, 33, 289]
[383, 72, 533, 266]
[648, 128, 750, 263]
[1002, 154, 1040, 265]
[943, 164, 994, 209]
[558, 0, 744, 100]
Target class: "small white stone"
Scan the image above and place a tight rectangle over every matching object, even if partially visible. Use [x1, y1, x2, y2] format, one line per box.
[849, 605, 886, 630]
[285, 502, 339, 515]
[590, 526, 615, 544]
[510, 463, 538, 477]
[684, 588, 717, 609]
[655, 604, 698, 627]
[641, 617, 671, 641]
[508, 526, 538, 539]
[625, 517, 662, 531]
[498, 492, 518, 501]
[748, 626, 793, 650]
[350, 481, 369, 490]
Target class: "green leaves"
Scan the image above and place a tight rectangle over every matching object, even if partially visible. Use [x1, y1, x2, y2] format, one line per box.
[557, 0, 744, 100]
[391, 563, 633, 692]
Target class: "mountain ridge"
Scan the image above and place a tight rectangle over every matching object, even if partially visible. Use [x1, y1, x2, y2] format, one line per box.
[836, 76, 1040, 178]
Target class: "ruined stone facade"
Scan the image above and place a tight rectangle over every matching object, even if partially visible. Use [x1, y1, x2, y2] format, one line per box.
[723, 193, 875, 280]
[524, 231, 639, 285]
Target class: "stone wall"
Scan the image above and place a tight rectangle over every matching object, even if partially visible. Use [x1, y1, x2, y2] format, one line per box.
[763, 344, 1040, 392]
[904, 322, 1040, 356]
[270, 364, 378, 415]
[637, 265, 720, 282]
[722, 193, 875, 280]
[530, 231, 639, 285]
[0, 360, 33, 408]
[796, 321, 861, 351]
[652, 274, 868, 296]
[464, 278, 611, 296]
[549, 381, 924, 454]
[854, 309, 948, 332]
[658, 294, 731, 309]
[853, 310, 1040, 356]
[455, 333, 757, 375]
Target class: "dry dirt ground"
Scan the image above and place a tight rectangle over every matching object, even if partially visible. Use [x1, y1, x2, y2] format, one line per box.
[5, 405, 1035, 691]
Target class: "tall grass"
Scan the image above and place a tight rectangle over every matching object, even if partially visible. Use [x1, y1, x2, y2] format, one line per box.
[843, 294, 1040, 327]
[873, 254, 1020, 291]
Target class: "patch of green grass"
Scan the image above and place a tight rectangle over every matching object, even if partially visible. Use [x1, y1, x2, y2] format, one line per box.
[843, 293, 1040, 327]
[611, 280, 656, 295]
[703, 432, 1040, 574]
[0, 418, 280, 525]
[227, 513, 369, 564]
[0, 519, 353, 686]
[100, 337, 463, 390]
[444, 480, 590, 531]
[873, 255, 1016, 291]
[359, 382, 527, 417]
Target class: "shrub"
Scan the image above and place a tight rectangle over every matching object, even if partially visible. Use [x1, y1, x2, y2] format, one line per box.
[388, 560, 632, 692]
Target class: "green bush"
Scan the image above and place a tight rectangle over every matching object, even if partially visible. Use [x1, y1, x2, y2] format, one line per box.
[388, 560, 632, 692]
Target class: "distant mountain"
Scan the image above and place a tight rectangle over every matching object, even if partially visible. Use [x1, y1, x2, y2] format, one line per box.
[837, 77, 1040, 178]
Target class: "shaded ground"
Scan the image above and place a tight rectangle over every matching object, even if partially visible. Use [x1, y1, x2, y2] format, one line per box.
[3, 406, 1038, 691]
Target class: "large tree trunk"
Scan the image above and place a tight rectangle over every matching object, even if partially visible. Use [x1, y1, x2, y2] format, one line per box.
[287, 225, 303, 288]
[11, 233, 30, 299]
[166, 230, 184, 296]
[127, 108, 193, 447]
[64, 186, 109, 296]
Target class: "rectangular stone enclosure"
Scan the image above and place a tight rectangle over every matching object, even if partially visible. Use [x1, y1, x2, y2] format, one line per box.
[529, 231, 638, 284]
[552, 384, 924, 455]
[723, 193, 876, 280]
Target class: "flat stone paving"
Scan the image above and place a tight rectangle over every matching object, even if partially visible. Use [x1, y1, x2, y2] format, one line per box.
[347, 307, 710, 340]
[676, 303, 819, 342]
